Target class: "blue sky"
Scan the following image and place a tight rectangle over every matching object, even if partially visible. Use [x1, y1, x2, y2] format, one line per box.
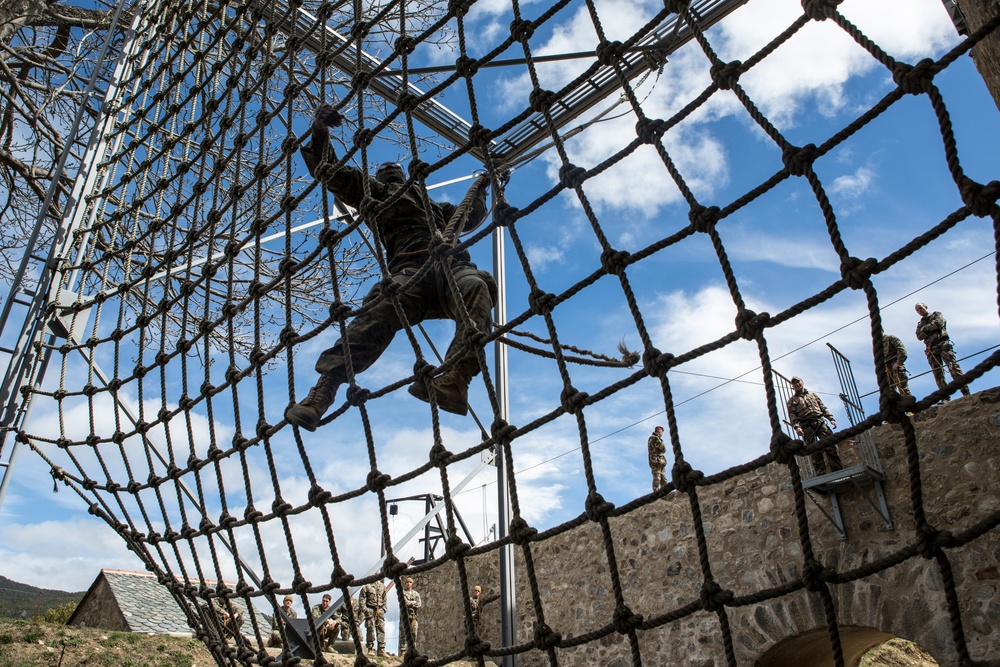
[1, 0, 998, 652]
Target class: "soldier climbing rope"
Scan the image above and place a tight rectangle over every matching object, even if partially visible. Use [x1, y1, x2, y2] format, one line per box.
[0, 0, 999, 665]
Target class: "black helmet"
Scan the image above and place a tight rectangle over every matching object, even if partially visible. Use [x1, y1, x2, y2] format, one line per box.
[375, 162, 404, 184]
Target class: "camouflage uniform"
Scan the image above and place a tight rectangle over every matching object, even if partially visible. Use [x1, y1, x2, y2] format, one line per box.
[915, 309, 970, 397]
[882, 334, 911, 396]
[359, 581, 388, 654]
[212, 598, 244, 641]
[336, 597, 361, 641]
[268, 602, 296, 647]
[470, 588, 498, 634]
[647, 429, 667, 492]
[310, 601, 339, 651]
[300, 138, 494, 397]
[401, 585, 422, 649]
[786, 387, 842, 475]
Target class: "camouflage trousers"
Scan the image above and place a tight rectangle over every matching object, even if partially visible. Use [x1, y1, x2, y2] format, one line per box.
[403, 614, 418, 650]
[800, 419, 842, 476]
[650, 465, 666, 492]
[363, 611, 385, 651]
[925, 343, 970, 397]
[316, 262, 494, 385]
[886, 362, 911, 396]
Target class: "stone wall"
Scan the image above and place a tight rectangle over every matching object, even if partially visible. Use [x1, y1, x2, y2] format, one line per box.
[69, 576, 129, 632]
[413, 388, 1000, 666]
[956, 0, 1000, 111]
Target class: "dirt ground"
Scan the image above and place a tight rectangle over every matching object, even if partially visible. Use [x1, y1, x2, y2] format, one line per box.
[0, 619, 483, 667]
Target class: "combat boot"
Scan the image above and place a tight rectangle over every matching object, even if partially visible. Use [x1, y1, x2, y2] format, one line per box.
[285, 373, 339, 432]
[377, 648, 387, 657]
[408, 371, 469, 415]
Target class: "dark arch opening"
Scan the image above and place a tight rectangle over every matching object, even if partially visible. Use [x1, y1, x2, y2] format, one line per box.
[756, 626, 939, 667]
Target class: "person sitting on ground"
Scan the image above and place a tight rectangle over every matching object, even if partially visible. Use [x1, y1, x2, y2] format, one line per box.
[285, 103, 496, 431]
[310, 593, 340, 652]
[268, 595, 297, 647]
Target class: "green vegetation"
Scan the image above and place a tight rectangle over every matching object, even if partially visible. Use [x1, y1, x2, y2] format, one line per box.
[0, 576, 84, 620]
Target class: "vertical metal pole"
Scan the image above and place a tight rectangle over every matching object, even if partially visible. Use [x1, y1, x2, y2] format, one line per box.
[493, 226, 516, 666]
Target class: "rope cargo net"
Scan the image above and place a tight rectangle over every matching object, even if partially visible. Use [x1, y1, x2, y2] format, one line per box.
[7, 0, 1000, 665]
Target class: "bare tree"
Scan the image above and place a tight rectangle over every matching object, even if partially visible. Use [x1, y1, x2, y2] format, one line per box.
[0, 0, 462, 361]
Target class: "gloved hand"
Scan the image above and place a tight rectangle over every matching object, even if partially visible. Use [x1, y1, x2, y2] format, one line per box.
[313, 103, 344, 131]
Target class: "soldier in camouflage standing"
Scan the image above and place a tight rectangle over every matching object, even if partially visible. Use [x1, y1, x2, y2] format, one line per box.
[285, 104, 496, 431]
[359, 578, 388, 656]
[786, 376, 842, 476]
[647, 425, 666, 492]
[915, 303, 970, 399]
[469, 585, 498, 635]
[882, 334, 911, 396]
[401, 577, 422, 651]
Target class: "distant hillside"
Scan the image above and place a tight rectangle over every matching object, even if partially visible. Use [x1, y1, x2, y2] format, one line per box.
[0, 575, 85, 619]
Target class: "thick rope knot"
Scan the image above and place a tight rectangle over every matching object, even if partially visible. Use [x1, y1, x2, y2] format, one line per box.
[455, 56, 481, 80]
[611, 604, 643, 634]
[397, 91, 421, 114]
[671, 459, 704, 493]
[354, 127, 375, 148]
[782, 143, 818, 177]
[892, 58, 935, 96]
[595, 40, 624, 66]
[528, 88, 555, 113]
[840, 256, 876, 290]
[429, 442, 453, 467]
[445, 534, 471, 558]
[354, 653, 376, 667]
[600, 248, 631, 276]
[689, 204, 721, 233]
[448, 0, 472, 17]
[468, 124, 491, 151]
[244, 504, 264, 523]
[409, 159, 432, 181]
[635, 117, 666, 145]
[528, 288, 557, 316]
[308, 483, 333, 505]
[366, 469, 391, 493]
[394, 36, 415, 56]
[491, 418, 517, 446]
[802, 557, 832, 592]
[880, 390, 915, 424]
[384, 554, 408, 578]
[558, 163, 587, 189]
[358, 195, 380, 222]
[351, 20, 370, 40]
[699, 579, 734, 613]
[333, 569, 355, 590]
[643, 346, 674, 379]
[272, 497, 293, 517]
[533, 622, 562, 649]
[401, 651, 430, 667]
[960, 176, 1000, 217]
[560, 385, 589, 414]
[710, 59, 742, 90]
[917, 526, 954, 559]
[318, 226, 338, 249]
[509, 516, 537, 545]
[585, 491, 615, 523]
[663, 0, 689, 13]
[291, 575, 312, 595]
[219, 511, 237, 529]
[770, 431, 800, 465]
[494, 201, 520, 227]
[735, 308, 769, 341]
[329, 300, 352, 321]
[510, 18, 534, 42]
[801, 0, 840, 20]
[346, 384, 371, 406]
[464, 634, 491, 657]
[352, 71, 371, 93]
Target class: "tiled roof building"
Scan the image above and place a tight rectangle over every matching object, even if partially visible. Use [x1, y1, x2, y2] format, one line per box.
[68, 569, 266, 637]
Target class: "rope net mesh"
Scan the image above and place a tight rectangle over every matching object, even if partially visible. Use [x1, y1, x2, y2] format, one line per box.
[8, 0, 1000, 664]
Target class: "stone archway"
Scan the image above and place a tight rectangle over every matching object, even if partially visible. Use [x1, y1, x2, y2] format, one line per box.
[756, 626, 938, 667]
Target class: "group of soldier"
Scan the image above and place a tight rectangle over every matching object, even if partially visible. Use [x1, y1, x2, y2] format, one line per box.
[265, 578, 493, 656]
[646, 302, 974, 485]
